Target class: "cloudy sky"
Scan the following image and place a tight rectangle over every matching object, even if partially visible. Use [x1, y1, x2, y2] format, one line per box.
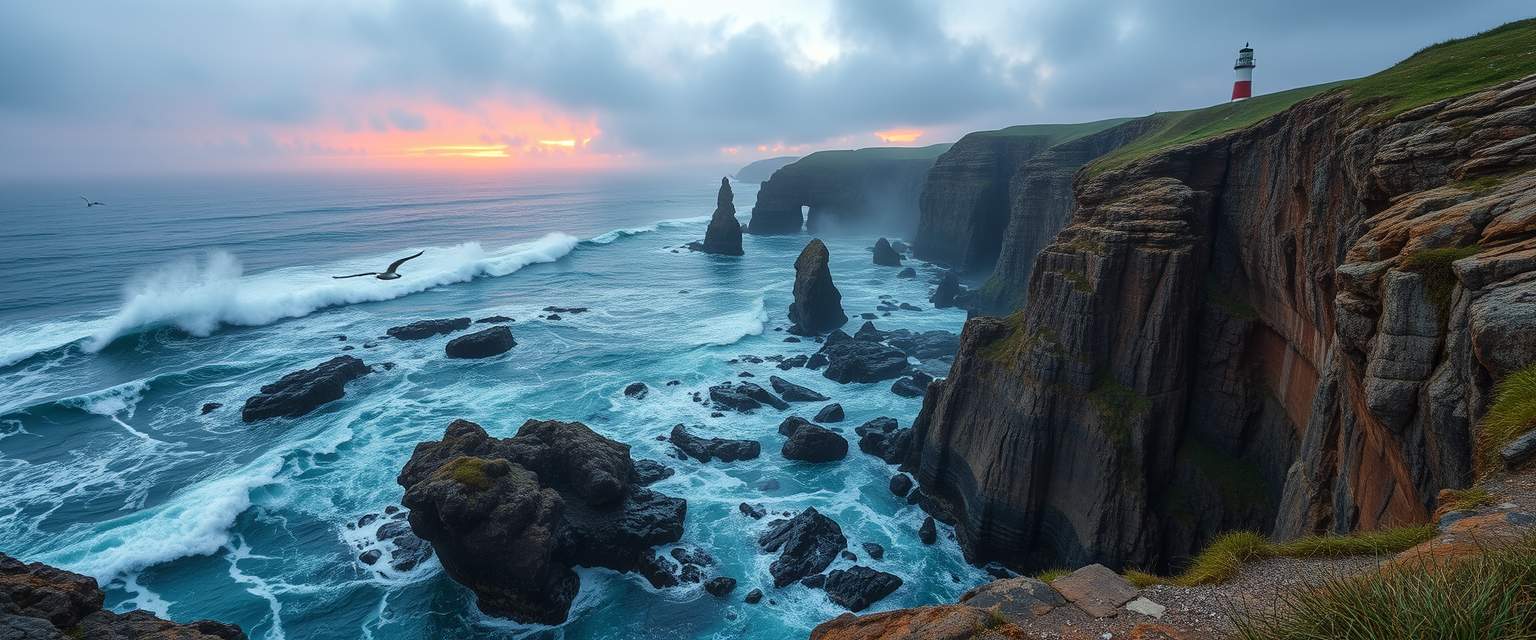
[1, 0, 1529, 176]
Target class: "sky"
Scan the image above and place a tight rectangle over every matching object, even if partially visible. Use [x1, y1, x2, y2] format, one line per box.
[1, 0, 1530, 177]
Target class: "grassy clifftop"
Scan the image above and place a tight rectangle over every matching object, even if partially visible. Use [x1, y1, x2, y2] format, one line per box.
[968, 117, 1135, 144]
[787, 143, 953, 171]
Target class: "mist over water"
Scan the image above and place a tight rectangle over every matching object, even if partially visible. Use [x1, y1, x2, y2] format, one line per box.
[0, 172, 980, 639]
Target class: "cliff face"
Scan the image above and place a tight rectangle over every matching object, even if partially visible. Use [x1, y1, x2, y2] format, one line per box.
[905, 75, 1536, 573]
[913, 120, 1131, 274]
[746, 145, 950, 236]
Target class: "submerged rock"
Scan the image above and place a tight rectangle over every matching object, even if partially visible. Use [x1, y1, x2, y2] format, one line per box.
[241, 355, 371, 423]
[861, 542, 885, 560]
[695, 177, 744, 256]
[397, 419, 686, 624]
[769, 375, 829, 402]
[0, 553, 247, 639]
[475, 315, 514, 324]
[815, 331, 910, 384]
[919, 517, 937, 545]
[386, 317, 471, 340]
[787, 239, 848, 335]
[709, 382, 789, 412]
[703, 576, 738, 597]
[872, 238, 903, 266]
[890, 371, 934, 398]
[814, 403, 845, 423]
[445, 326, 516, 359]
[200, 402, 222, 414]
[897, 267, 916, 279]
[624, 382, 649, 399]
[669, 424, 761, 463]
[757, 507, 847, 587]
[823, 566, 903, 611]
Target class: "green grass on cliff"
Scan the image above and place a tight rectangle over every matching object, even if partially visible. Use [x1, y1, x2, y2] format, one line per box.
[440, 457, 494, 491]
[1400, 244, 1480, 314]
[969, 117, 1134, 145]
[787, 143, 954, 170]
[1132, 526, 1437, 587]
[1231, 534, 1536, 640]
[1480, 364, 1536, 473]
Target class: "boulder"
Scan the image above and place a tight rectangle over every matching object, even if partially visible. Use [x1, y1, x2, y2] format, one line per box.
[855, 418, 912, 464]
[889, 474, 914, 498]
[739, 502, 767, 519]
[1050, 564, 1138, 618]
[815, 332, 911, 384]
[632, 459, 674, 485]
[919, 517, 937, 544]
[823, 566, 903, 611]
[542, 306, 589, 314]
[897, 267, 916, 279]
[780, 419, 849, 463]
[200, 402, 222, 414]
[669, 424, 761, 463]
[709, 382, 789, 412]
[769, 375, 829, 402]
[930, 272, 961, 308]
[445, 326, 516, 359]
[397, 419, 686, 624]
[861, 542, 885, 560]
[1501, 429, 1536, 470]
[788, 239, 848, 335]
[757, 507, 847, 586]
[872, 238, 903, 266]
[475, 315, 514, 324]
[376, 519, 433, 572]
[623, 382, 649, 399]
[386, 317, 471, 340]
[703, 576, 738, 597]
[801, 574, 827, 589]
[884, 329, 960, 361]
[745, 588, 764, 604]
[815, 403, 845, 423]
[890, 372, 934, 398]
[696, 177, 744, 256]
[0, 553, 246, 639]
[241, 355, 370, 422]
[670, 546, 714, 567]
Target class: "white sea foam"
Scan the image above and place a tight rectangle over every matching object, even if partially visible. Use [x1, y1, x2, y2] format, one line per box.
[584, 215, 709, 245]
[690, 296, 767, 346]
[82, 233, 579, 351]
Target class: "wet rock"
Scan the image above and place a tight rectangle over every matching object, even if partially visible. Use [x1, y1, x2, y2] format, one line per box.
[738, 371, 754, 378]
[801, 574, 827, 589]
[200, 402, 222, 414]
[823, 566, 903, 611]
[889, 474, 914, 498]
[666, 380, 681, 386]
[780, 419, 849, 463]
[815, 331, 910, 384]
[704, 576, 738, 597]
[860, 312, 878, 320]
[897, 267, 916, 279]
[542, 306, 589, 314]
[854, 321, 886, 342]
[855, 418, 912, 464]
[959, 577, 1065, 621]
[475, 315, 514, 324]
[898, 303, 922, 311]
[784, 336, 802, 343]
[670, 425, 760, 463]
[787, 239, 848, 335]
[769, 375, 829, 402]
[709, 382, 789, 412]
[696, 177, 744, 256]
[241, 355, 371, 423]
[0, 553, 246, 639]
[359, 549, 382, 565]
[622, 382, 649, 400]
[872, 238, 903, 266]
[397, 419, 685, 624]
[670, 547, 714, 567]
[929, 272, 961, 308]
[636, 553, 679, 589]
[840, 550, 857, 562]
[744, 588, 764, 604]
[632, 459, 675, 485]
[861, 542, 885, 560]
[776, 355, 809, 370]
[919, 517, 937, 544]
[739, 502, 767, 519]
[679, 564, 704, 583]
[814, 403, 845, 423]
[890, 371, 934, 398]
[544, 314, 562, 321]
[445, 326, 516, 359]
[757, 507, 847, 587]
[1051, 564, 1137, 618]
[807, 353, 829, 369]
[884, 329, 960, 361]
[386, 317, 471, 340]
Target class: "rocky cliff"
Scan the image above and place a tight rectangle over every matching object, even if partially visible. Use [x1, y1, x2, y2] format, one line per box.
[747, 145, 951, 236]
[905, 63, 1536, 575]
[912, 119, 1131, 275]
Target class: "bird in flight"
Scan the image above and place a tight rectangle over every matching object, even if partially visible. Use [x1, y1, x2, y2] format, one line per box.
[332, 251, 424, 280]
[80, 196, 105, 207]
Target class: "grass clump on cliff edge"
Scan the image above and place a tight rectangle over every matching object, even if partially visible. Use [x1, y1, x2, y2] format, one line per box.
[1441, 486, 1497, 512]
[1346, 18, 1536, 120]
[1400, 245, 1479, 313]
[1480, 364, 1536, 472]
[440, 457, 496, 491]
[1231, 534, 1536, 640]
[971, 118, 1134, 145]
[1135, 526, 1437, 587]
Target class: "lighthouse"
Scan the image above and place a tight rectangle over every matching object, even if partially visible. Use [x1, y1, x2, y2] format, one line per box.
[1231, 44, 1255, 101]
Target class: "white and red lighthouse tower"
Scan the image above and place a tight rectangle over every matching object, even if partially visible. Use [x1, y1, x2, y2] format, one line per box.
[1231, 44, 1255, 101]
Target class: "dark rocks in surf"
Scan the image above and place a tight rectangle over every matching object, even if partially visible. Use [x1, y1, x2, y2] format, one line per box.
[386, 317, 471, 340]
[861, 542, 884, 560]
[814, 403, 844, 423]
[787, 239, 847, 335]
[692, 177, 744, 256]
[200, 402, 222, 415]
[0, 553, 247, 639]
[397, 419, 686, 624]
[756, 507, 847, 587]
[778, 417, 848, 463]
[768, 375, 828, 402]
[897, 267, 916, 279]
[890, 371, 934, 398]
[824, 566, 903, 612]
[855, 417, 912, 464]
[669, 424, 761, 463]
[709, 382, 788, 412]
[623, 382, 649, 399]
[542, 306, 588, 314]
[884, 329, 960, 361]
[241, 355, 370, 423]
[475, 315, 514, 324]
[745, 588, 764, 604]
[703, 576, 738, 597]
[919, 516, 937, 544]
[444, 326, 516, 359]
[930, 272, 962, 309]
[872, 238, 903, 266]
[739, 503, 767, 519]
[375, 519, 433, 572]
[632, 459, 674, 485]
[889, 473, 914, 498]
[814, 331, 910, 384]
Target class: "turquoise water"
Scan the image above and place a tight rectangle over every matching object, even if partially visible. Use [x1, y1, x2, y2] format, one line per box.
[0, 172, 980, 638]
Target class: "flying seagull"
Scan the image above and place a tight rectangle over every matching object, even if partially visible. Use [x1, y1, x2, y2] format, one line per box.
[80, 196, 105, 207]
[332, 251, 423, 280]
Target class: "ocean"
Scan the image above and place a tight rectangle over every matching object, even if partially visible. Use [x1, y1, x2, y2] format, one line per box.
[0, 171, 982, 639]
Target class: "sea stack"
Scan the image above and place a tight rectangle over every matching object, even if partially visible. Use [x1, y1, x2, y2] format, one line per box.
[872, 238, 902, 266]
[788, 239, 848, 335]
[696, 177, 743, 255]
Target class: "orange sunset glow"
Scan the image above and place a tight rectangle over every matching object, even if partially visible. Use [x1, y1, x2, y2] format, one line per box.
[874, 128, 924, 143]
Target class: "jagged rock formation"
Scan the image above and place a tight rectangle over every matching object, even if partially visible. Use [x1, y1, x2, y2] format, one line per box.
[872, 238, 903, 266]
[788, 239, 849, 335]
[386, 317, 471, 340]
[241, 355, 370, 422]
[397, 419, 686, 624]
[692, 177, 743, 256]
[0, 553, 246, 639]
[747, 145, 950, 235]
[912, 120, 1132, 274]
[906, 73, 1536, 574]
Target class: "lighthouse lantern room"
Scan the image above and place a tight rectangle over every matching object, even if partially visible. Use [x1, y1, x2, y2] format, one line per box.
[1232, 44, 1255, 101]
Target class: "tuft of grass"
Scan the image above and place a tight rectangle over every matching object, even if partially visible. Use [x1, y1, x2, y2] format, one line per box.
[1270, 525, 1436, 559]
[1143, 526, 1436, 587]
[1176, 531, 1272, 586]
[1033, 568, 1070, 583]
[1124, 569, 1166, 588]
[1230, 535, 1536, 640]
[1399, 245, 1479, 314]
[1345, 18, 1536, 120]
[440, 456, 495, 491]
[1087, 376, 1152, 448]
[1480, 364, 1536, 472]
[1441, 486, 1497, 513]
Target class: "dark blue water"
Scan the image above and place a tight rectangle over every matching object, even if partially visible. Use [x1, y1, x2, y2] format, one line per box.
[0, 171, 978, 639]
